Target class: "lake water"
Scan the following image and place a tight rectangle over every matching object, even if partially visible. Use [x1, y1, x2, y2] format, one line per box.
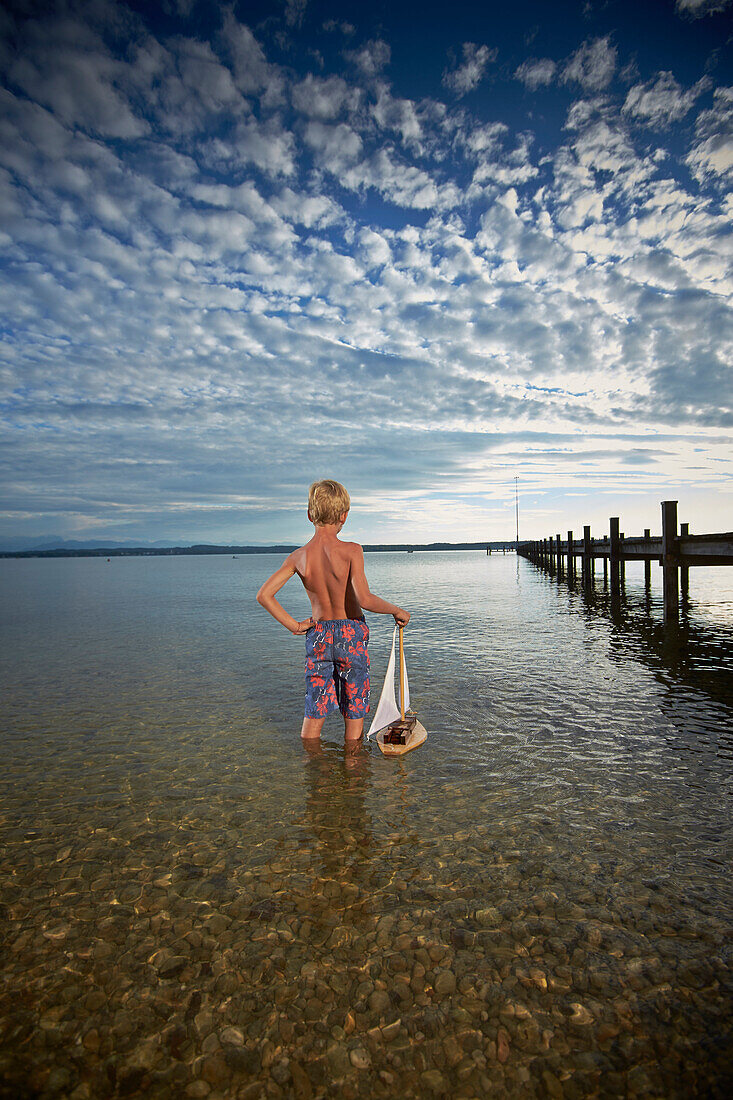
[1, 552, 732, 1099]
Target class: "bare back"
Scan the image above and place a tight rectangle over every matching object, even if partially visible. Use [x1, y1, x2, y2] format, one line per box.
[291, 533, 362, 621]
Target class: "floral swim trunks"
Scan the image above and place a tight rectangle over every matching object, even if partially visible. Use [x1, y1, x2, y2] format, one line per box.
[304, 618, 370, 720]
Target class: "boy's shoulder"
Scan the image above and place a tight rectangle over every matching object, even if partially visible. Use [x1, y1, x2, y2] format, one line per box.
[306, 538, 363, 557]
[337, 538, 364, 558]
[287, 537, 362, 563]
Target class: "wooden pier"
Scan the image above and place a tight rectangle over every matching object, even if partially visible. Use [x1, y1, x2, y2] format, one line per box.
[516, 500, 733, 623]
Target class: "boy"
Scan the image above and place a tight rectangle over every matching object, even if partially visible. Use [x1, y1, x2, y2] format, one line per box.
[256, 479, 410, 742]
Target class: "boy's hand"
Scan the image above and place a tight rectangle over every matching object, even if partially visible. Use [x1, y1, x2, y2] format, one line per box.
[292, 617, 314, 635]
[393, 609, 410, 627]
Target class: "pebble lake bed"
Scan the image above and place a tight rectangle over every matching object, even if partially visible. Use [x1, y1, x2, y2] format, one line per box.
[1, 551, 732, 1099]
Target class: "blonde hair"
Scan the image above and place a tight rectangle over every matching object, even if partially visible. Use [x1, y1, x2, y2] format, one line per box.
[308, 479, 350, 526]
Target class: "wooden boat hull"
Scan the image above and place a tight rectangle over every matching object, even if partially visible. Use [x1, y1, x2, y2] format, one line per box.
[375, 720, 427, 757]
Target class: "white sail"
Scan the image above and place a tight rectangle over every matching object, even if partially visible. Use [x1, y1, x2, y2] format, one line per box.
[367, 626, 411, 739]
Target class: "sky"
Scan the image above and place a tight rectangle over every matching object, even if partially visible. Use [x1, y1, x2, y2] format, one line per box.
[0, 0, 731, 548]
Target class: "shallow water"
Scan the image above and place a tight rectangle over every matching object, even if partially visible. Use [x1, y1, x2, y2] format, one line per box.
[1, 552, 732, 1099]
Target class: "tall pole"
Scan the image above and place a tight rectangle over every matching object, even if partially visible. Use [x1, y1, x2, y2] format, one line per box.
[661, 500, 679, 623]
[514, 477, 519, 545]
[398, 625, 405, 721]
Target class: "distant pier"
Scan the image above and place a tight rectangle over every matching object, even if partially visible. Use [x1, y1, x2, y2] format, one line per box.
[516, 500, 733, 623]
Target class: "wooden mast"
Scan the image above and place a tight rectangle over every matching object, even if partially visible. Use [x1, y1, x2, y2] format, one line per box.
[399, 625, 405, 721]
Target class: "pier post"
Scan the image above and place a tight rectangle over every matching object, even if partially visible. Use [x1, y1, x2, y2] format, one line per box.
[661, 500, 679, 623]
[583, 525, 592, 586]
[620, 533, 626, 586]
[556, 534, 562, 578]
[680, 522, 689, 602]
[644, 529, 651, 589]
[603, 555, 607, 587]
[609, 517, 620, 598]
[567, 530, 573, 581]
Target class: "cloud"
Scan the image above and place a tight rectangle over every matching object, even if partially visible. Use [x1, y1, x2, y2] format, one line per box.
[346, 39, 391, 78]
[675, 0, 733, 16]
[163, 0, 196, 15]
[303, 119, 363, 169]
[466, 129, 538, 192]
[302, 117, 459, 208]
[202, 117, 296, 177]
[343, 149, 460, 210]
[291, 73, 359, 119]
[372, 87, 422, 146]
[687, 86, 733, 184]
[623, 72, 710, 127]
[8, 17, 148, 138]
[284, 0, 307, 28]
[442, 43, 497, 97]
[323, 20, 355, 36]
[272, 187, 343, 229]
[561, 36, 617, 92]
[515, 58, 557, 90]
[220, 9, 284, 103]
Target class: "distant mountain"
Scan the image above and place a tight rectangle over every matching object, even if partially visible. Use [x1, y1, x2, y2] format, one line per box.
[1, 539, 515, 559]
[0, 536, 180, 552]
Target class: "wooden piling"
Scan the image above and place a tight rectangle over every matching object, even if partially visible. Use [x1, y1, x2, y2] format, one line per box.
[644, 529, 651, 588]
[583, 525, 592, 586]
[661, 500, 679, 622]
[609, 517, 620, 597]
[680, 522, 689, 601]
[567, 530, 573, 581]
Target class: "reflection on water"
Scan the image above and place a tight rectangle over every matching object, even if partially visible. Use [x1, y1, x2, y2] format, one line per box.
[0, 553, 732, 1097]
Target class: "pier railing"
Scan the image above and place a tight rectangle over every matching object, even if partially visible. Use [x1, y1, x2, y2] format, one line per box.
[516, 500, 733, 622]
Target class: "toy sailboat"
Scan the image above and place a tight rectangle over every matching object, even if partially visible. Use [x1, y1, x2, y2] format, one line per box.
[367, 625, 427, 756]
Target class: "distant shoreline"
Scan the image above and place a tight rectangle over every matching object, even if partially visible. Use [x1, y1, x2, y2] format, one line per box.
[1, 541, 516, 559]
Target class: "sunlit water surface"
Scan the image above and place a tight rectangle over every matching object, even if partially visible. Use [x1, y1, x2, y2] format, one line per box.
[1, 553, 732, 1099]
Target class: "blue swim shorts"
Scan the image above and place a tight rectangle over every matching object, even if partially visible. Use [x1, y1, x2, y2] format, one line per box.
[304, 618, 370, 720]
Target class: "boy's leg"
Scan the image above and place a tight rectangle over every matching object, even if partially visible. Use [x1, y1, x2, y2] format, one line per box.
[301, 716, 327, 739]
[332, 620, 369, 745]
[343, 717, 364, 742]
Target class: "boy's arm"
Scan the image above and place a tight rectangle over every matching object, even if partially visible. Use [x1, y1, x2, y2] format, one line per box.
[256, 557, 314, 635]
[349, 545, 410, 626]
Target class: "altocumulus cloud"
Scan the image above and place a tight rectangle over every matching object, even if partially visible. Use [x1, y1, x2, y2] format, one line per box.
[0, 0, 731, 547]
